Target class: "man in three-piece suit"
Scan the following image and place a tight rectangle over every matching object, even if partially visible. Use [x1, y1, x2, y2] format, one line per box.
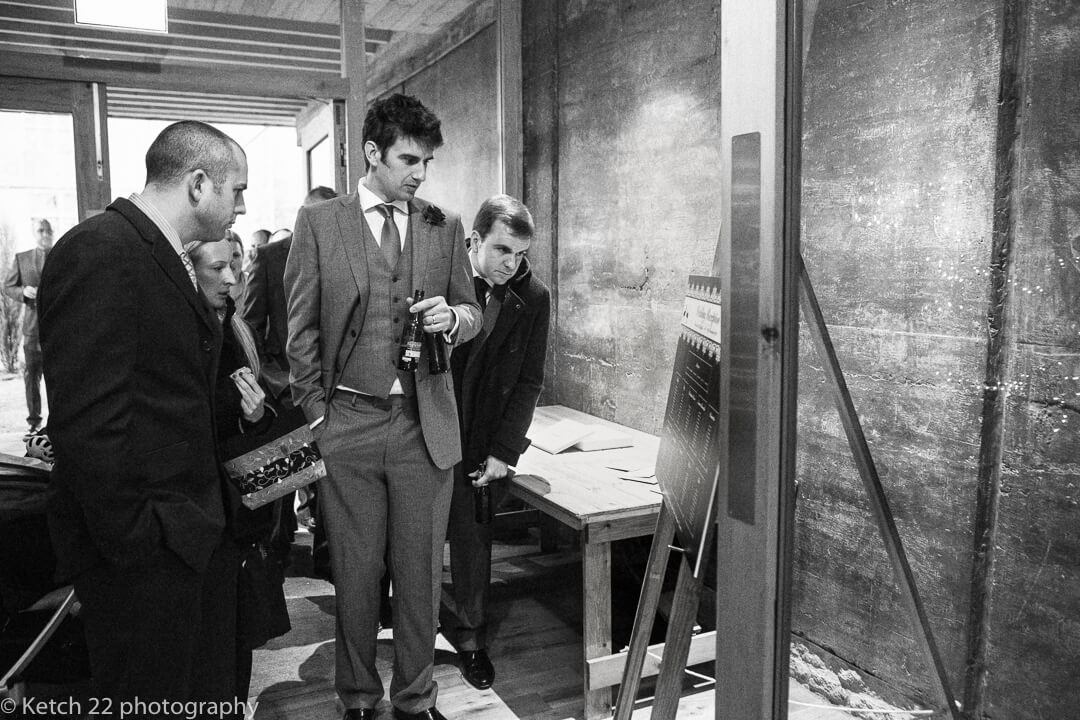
[285, 94, 481, 720]
[3, 217, 53, 433]
[439, 194, 551, 691]
[39, 120, 248, 714]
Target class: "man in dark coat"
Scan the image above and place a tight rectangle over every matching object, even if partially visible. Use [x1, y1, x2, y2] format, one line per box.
[439, 194, 551, 690]
[38, 120, 248, 715]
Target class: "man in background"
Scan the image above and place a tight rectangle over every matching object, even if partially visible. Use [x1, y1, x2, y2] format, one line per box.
[244, 227, 270, 280]
[3, 217, 53, 434]
[226, 230, 246, 302]
[39, 120, 248, 713]
[286, 94, 480, 720]
[440, 194, 550, 691]
[241, 191, 334, 575]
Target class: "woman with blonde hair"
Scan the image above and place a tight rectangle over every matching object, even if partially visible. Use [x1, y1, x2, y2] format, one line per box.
[184, 236, 290, 698]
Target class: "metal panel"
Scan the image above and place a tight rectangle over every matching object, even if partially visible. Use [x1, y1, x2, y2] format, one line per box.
[714, 0, 800, 718]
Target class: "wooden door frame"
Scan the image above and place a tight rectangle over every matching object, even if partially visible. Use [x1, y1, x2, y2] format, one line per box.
[0, 76, 111, 221]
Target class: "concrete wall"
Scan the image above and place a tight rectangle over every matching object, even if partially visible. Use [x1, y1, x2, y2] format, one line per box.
[984, 0, 1080, 715]
[795, 0, 1080, 717]
[398, 23, 501, 235]
[523, 0, 723, 430]
[517, 0, 1079, 717]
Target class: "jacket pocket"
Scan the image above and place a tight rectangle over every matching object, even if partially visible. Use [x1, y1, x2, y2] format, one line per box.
[140, 440, 191, 485]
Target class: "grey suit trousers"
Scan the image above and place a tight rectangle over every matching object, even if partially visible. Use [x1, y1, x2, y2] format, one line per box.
[318, 391, 453, 713]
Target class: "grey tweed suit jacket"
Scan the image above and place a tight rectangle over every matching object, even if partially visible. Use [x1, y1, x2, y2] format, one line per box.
[284, 192, 481, 470]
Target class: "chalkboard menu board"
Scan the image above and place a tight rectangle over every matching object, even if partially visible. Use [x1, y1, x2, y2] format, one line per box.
[656, 275, 722, 578]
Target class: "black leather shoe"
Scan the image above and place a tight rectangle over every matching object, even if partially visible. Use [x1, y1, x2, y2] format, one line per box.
[459, 649, 495, 690]
[392, 707, 447, 720]
[343, 709, 376, 720]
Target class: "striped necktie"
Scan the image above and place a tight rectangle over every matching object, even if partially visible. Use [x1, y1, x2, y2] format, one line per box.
[179, 250, 198, 291]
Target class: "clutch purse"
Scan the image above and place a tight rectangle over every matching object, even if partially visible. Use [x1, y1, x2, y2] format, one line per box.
[224, 425, 324, 509]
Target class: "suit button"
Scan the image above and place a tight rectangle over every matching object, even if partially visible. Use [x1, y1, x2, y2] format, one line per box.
[201, 339, 212, 352]
[349, 329, 357, 337]
[393, 296, 399, 303]
[393, 317, 399, 324]
[392, 275, 399, 283]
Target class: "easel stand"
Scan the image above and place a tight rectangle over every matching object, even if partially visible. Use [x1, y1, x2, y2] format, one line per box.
[612, 258, 960, 719]
[612, 503, 712, 720]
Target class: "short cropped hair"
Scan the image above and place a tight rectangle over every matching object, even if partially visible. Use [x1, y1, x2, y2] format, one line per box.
[34, 218, 52, 234]
[362, 94, 443, 170]
[472, 194, 535, 242]
[145, 120, 241, 188]
[304, 186, 337, 205]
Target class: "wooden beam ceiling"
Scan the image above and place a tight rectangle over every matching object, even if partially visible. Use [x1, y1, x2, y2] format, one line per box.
[0, 0, 484, 127]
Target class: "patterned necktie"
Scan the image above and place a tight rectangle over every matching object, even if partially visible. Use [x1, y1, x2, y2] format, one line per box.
[179, 250, 198, 291]
[376, 204, 401, 268]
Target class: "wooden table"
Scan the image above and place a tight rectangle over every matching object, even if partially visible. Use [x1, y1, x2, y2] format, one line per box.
[510, 405, 662, 720]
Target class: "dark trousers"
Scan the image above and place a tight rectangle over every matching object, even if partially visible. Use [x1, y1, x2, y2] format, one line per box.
[23, 341, 42, 427]
[318, 393, 452, 713]
[74, 535, 240, 719]
[440, 467, 507, 651]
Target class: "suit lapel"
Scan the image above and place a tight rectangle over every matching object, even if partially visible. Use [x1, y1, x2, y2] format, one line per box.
[408, 201, 430, 293]
[486, 285, 524, 354]
[464, 285, 525, 380]
[112, 199, 218, 335]
[335, 193, 370, 296]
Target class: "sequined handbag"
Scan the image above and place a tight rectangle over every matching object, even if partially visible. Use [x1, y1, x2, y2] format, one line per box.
[223, 425, 324, 509]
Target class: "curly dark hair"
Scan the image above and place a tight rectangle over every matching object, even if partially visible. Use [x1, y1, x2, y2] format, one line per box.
[362, 93, 443, 170]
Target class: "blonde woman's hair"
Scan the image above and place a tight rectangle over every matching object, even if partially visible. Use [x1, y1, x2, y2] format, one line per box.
[184, 238, 261, 377]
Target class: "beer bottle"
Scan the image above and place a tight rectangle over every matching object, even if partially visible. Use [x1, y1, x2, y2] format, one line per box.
[398, 289, 425, 371]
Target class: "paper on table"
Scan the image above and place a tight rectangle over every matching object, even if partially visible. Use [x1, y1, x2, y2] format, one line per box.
[572, 427, 633, 452]
[529, 418, 593, 454]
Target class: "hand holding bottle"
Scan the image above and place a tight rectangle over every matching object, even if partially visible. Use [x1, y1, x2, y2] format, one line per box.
[407, 293, 454, 334]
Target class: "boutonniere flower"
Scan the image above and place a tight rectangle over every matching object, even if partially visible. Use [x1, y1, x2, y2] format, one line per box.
[422, 205, 446, 227]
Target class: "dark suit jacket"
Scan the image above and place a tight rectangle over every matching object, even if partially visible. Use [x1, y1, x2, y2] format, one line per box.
[285, 192, 482, 470]
[454, 257, 550, 471]
[39, 198, 227, 580]
[3, 247, 46, 343]
[239, 237, 291, 402]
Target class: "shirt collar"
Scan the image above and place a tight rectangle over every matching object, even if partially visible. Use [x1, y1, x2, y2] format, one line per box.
[468, 252, 493, 287]
[357, 180, 408, 216]
[128, 192, 184, 256]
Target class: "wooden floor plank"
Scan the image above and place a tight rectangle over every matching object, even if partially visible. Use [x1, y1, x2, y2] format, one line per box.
[249, 530, 861, 720]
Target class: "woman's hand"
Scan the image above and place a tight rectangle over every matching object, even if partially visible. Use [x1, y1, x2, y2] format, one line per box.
[232, 367, 266, 423]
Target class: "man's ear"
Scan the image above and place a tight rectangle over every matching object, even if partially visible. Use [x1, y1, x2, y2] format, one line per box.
[468, 230, 481, 250]
[363, 140, 381, 167]
[188, 168, 209, 204]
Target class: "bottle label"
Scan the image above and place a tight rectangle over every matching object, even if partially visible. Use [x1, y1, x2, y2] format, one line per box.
[403, 341, 422, 359]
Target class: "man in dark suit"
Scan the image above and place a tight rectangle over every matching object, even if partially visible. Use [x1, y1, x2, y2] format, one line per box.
[241, 192, 335, 576]
[241, 226, 294, 403]
[439, 194, 550, 690]
[38, 120, 248, 714]
[286, 94, 481, 720]
[3, 217, 53, 433]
